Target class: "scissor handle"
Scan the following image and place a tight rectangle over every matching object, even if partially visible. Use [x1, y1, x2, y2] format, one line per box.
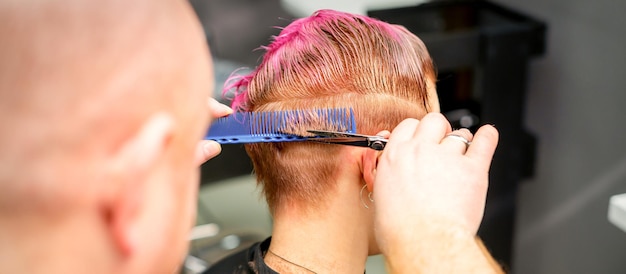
[369, 139, 386, 150]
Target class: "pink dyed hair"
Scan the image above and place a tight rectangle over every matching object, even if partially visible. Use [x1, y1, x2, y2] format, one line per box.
[223, 9, 436, 211]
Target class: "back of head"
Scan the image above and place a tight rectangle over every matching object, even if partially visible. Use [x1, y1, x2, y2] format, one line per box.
[0, 0, 211, 273]
[0, 0, 204, 213]
[226, 10, 438, 212]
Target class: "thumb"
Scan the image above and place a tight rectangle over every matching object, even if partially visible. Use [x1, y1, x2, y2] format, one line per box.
[194, 140, 222, 166]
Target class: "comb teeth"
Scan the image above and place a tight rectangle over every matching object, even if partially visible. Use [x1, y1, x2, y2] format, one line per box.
[206, 108, 356, 144]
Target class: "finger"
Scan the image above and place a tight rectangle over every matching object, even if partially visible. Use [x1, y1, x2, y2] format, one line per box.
[208, 97, 233, 119]
[414, 112, 452, 144]
[375, 130, 391, 138]
[440, 128, 473, 153]
[388, 118, 420, 144]
[194, 140, 222, 166]
[465, 125, 499, 168]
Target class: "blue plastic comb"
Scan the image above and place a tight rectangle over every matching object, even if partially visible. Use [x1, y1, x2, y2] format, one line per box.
[205, 108, 356, 144]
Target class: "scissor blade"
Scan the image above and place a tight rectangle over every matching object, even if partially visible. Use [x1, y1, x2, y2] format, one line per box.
[306, 129, 387, 151]
[307, 129, 369, 138]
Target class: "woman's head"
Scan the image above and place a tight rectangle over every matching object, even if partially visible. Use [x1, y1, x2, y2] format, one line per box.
[225, 9, 439, 212]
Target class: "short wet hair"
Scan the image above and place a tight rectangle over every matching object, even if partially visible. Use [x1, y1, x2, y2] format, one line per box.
[225, 9, 436, 212]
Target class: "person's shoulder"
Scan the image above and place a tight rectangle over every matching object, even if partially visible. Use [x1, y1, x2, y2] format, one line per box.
[203, 247, 251, 274]
[203, 237, 274, 274]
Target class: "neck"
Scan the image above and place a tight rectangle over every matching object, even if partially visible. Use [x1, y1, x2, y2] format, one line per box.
[267, 176, 372, 274]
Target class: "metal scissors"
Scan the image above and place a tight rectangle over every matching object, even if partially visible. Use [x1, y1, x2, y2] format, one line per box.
[306, 130, 388, 151]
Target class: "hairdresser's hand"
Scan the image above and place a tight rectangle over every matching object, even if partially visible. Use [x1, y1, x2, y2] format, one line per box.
[373, 113, 498, 253]
[195, 98, 233, 166]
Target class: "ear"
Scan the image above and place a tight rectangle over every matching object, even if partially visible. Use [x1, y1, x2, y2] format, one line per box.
[361, 148, 378, 193]
[361, 130, 391, 193]
[107, 113, 174, 257]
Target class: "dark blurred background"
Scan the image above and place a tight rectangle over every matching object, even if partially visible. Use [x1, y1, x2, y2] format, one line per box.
[189, 1, 626, 273]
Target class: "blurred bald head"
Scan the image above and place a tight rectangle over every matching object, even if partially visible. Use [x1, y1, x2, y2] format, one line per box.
[0, 1, 213, 273]
[0, 0, 211, 209]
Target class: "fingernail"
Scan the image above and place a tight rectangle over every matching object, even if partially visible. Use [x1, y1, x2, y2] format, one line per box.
[217, 102, 233, 114]
[209, 98, 233, 115]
